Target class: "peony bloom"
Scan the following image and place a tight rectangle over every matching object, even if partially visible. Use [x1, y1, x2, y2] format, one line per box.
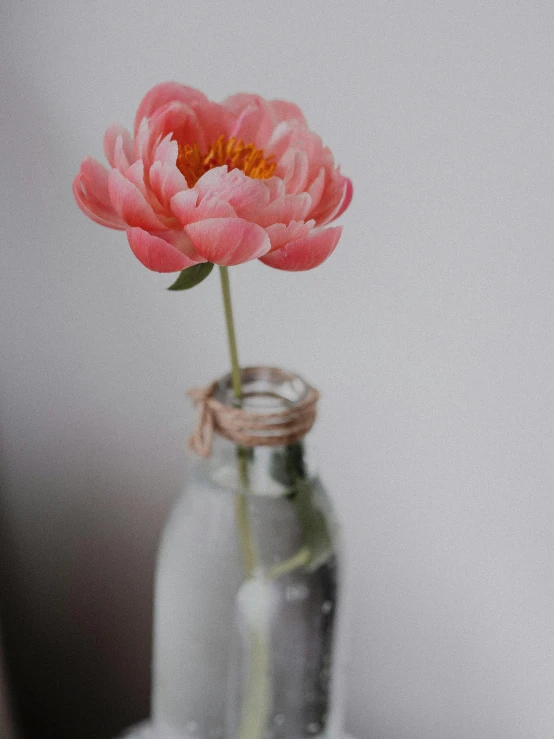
[73, 82, 352, 272]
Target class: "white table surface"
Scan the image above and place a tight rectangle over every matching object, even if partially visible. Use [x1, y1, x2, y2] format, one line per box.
[118, 724, 179, 739]
[118, 723, 354, 739]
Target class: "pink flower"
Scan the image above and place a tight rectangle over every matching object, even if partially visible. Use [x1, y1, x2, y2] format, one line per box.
[73, 82, 352, 272]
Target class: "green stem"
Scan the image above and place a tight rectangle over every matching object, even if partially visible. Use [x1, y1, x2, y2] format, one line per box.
[219, 266, 269, 739]
[219, 266, 256, 579]
[268, 545, 311, 579]
[239, 625, 271, 739]
[235, 452, 256, 577]
[219, 266, 243, 402]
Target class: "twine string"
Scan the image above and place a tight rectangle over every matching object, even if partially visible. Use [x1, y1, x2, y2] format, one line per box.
[188, 370, 319, 458]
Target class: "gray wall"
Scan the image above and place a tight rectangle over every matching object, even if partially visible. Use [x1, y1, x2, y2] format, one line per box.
[1, 1, 554, 737]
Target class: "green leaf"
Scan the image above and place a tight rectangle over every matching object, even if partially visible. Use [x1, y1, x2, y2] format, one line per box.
[289, 478, 333, 571]
[271, 443, 333, 572]
[270, 441, 306, 486]
[167, 263, 214, 291]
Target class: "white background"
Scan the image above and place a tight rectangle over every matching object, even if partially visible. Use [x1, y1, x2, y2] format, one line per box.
[2, 1, 554, 737]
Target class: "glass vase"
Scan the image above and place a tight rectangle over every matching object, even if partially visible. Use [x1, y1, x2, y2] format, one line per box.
[152, 368, 345, 739]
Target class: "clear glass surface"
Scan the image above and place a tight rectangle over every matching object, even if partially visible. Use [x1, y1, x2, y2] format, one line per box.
[152, 371, 344, 739]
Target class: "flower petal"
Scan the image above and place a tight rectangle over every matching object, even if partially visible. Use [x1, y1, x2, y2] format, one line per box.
[305, 167, 326, 215]
[148, 102, 204, 155]
[78, 156, 112, 207]
[73, 157, 126, 229]
[171, 189, 236, 225]
[264, 121, 298, 161]
[123, 159, 149, 197]
[133, 103, 203, 171]
[262, 176, 286, 202]
[315, 176, 352, 227]
[278, 148, 309, 194]
[149, 160, 189, 207]
[228, 100, 273, 149]
[184, 218, 271, 266]
[223, 93, 264, 115]
[126, 227, 204, 272]
[133, 118, 151, 163]
[191, 101, 234, 147]
[113, 134, 133, 173]
[259, 226, 342, 271]
[108, 168, 165, 230]
[103, 123, 133, 168]
[134, 82, 208, 134]
[152, 133, 179, 166]
[333, 176, 353, 220]
[267, 99, 307, 126]
[255, 193, 312, 228]
[73, 172, 126, 230]
[265, 220, 315, 252]
[195, 168, 269, 221]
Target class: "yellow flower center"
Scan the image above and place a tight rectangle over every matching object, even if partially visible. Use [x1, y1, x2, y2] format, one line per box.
[176, 135, 276, 187]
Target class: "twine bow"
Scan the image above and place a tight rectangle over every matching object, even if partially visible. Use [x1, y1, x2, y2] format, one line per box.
[188, 368, 319, 458]
[188, 386, 216, 457]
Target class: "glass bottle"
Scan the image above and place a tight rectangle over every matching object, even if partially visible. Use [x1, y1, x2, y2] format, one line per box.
[152, 368, 345, 739]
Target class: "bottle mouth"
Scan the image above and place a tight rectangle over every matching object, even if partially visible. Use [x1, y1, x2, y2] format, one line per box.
[206, 368, 319, 496]
[213, 366, 310, 413]
[188, 366, 319, 456]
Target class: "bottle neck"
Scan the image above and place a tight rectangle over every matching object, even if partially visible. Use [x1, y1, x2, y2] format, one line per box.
[191, 366, 319, 496]
[206, 434, 317, 497]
